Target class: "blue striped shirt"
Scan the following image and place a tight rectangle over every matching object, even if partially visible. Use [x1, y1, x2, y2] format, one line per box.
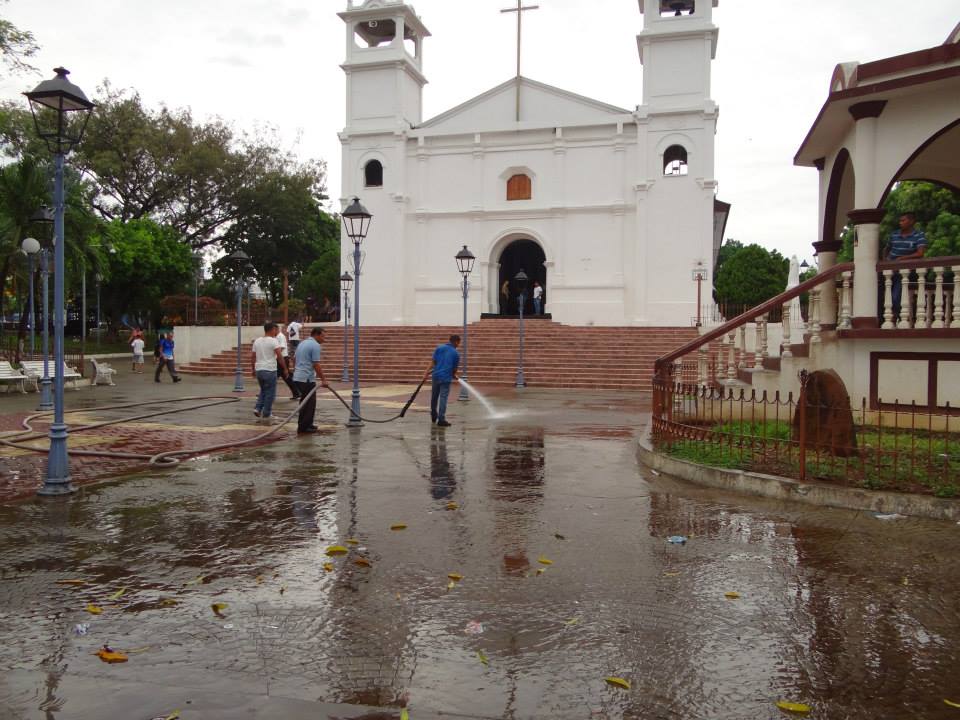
[888, 229, 926, 260]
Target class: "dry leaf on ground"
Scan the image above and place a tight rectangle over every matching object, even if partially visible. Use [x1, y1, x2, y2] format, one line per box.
[605, 677, 631, 690]
[85, 604, 103, 615]
[775, 700, 811, 714]
[211, 602, 228, 618]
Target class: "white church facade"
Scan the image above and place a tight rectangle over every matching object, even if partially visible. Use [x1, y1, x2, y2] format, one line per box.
[338, 0, 727, 327]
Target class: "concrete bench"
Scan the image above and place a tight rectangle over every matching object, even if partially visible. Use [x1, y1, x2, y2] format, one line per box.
[89, 358, 117, 386]
[0, 361, 32, 394]
[20, 360, 84, 390]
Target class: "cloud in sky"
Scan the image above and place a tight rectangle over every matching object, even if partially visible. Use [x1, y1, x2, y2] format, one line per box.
[2, 0, 957, 263]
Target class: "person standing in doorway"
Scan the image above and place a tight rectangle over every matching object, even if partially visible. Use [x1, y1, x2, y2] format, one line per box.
[532, 281, 543, 315]
[287, 317, 303, 356]
[251, 322, 287, 423]
[155, 331, 181, 383]
[276, 323, 300, 401]
[292, 327, 329, 434]
[500, 280, 510, 315]
[423, 334, 460, 427]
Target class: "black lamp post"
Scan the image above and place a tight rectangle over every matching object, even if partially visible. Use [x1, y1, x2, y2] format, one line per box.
[514, 269, 528, 388]
[340, 271, 353, 382]
[341, 197, 372, 427]
[226, 250, 250, 392]
[25, 67, 95, 497]
[455, 245, 475, 401]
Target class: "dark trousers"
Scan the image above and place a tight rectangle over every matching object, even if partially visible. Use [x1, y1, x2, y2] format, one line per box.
[155, 357, 179, 381]
[279, 358, 298, 398]
[294, 381, 316, 431]
[430, 380, 451, 422]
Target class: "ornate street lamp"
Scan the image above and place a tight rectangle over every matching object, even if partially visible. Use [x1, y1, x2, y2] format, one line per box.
[455, 245, 475, 401]
[226, 250, 250, 392]
[20, 237, 40, 357]
[340, 271, 353, 382]
[341, 198, 372, 427]
[514, 269, 528, 388]
[25, 67, 95, 496]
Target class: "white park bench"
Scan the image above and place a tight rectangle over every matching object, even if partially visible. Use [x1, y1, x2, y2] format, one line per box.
[20, 360, 84, 390]
[0, 361, 33, 394]
[89, 358, 117, 386]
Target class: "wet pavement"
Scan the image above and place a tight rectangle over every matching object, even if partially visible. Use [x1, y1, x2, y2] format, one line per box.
[0, 376, 959, 719]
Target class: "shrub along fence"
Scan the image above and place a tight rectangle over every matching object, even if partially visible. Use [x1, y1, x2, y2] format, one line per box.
[651, 374, 959, 498]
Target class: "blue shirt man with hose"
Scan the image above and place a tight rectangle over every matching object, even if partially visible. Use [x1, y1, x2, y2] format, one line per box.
[292, 327, 328, 434]
[423, 334, 461, 427]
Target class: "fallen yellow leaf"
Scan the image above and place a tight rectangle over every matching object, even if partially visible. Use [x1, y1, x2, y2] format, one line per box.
[945, 699, 960, 709]
[724, 591, 741, 599]
[775, 700, 811, 714]
[326, 545, 349, 556]
[390, 523, 408, 530]
[446, 501, 459, 510]
[96, 647, 128, 663]
[345, 539, 360, 545]
[164, 712, 181, 720]
[535, 568, 546, 576]
[323, 562, 334, 572]
[564, 618, 579, 625]
[159, 598, 178, 607]
[85, 604, 103, 615]
[55, 579, 87, 586]
[108, 587, 126, 601]
[354, 557, 372, 567]
[663, 571, 680, 577]
[185, 575, 205, 586]
[605, 677, 630, 690]
[446, 580, 456, 590]
[537, 555, 553, 565]
[211, 602, 228, 618]
[477, 650, 489, 666]
[447, 573, 464, 581]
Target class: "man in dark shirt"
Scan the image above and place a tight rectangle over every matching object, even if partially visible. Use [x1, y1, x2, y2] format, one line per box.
[424, 334, 461, 427]
[886, 212, 927, 317]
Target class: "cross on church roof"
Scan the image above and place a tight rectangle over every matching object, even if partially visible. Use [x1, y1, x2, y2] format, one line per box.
[500, 0, 539, 121]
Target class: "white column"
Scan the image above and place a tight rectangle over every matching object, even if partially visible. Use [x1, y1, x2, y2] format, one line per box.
[849, 212, 884, 326]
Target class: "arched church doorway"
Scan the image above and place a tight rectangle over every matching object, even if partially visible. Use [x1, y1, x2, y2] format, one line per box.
[498, 239, 546, 316]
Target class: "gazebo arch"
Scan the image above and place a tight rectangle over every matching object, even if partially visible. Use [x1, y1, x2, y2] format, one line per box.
[822, 148, 855, 246]
[878, 118, 960, 205]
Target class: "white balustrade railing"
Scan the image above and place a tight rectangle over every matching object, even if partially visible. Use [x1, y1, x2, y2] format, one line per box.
[877, 260, 959, 330]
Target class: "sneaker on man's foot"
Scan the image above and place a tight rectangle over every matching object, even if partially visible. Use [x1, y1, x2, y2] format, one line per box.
[436, 420, 451, 427]
[173, 377, 182, 383]
[253, 410, 261, 418]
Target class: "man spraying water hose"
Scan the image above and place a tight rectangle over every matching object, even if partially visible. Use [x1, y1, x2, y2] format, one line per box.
[424, 334, 460, 427]
[292, 327, 329, 434]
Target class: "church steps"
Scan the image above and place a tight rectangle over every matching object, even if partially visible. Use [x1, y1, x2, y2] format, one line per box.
[178, 322, 698, 390]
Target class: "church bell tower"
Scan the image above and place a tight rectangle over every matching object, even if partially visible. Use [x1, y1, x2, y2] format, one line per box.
[338, 1, 431, 324]
[632, 0, 721, 325]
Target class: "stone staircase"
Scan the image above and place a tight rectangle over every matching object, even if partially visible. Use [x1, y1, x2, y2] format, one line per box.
[178, 319, 698, 391]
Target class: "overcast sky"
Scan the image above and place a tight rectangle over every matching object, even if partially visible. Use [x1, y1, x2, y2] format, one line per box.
[2, 0, 957, 262]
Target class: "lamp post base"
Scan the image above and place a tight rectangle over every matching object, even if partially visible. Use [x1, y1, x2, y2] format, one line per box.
[347, 390, 363, 427]
[233, 370, 245, 393]
[38, 422, 74, 496]
[38, 379, 53, 411]
[515, 370, 526, 388]
[341, 368, 350, 382]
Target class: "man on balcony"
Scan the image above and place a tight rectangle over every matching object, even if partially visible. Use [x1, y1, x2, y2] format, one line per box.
[885, 212, 927, 319]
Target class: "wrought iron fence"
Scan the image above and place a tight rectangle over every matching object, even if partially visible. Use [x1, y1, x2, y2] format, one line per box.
[651, 375, 959, 497]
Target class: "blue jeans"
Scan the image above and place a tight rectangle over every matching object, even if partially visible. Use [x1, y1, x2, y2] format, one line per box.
[255, 370, 278, 417]
[533, 297, 542, 315]
[431, 380, 451, 422]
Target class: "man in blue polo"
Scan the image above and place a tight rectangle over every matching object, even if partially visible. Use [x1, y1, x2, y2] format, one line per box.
[886, 212, 926, 318]
[424, 334, 461, 427]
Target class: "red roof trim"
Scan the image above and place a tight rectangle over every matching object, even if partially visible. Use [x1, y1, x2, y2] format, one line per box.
[858, 42, 960, 82]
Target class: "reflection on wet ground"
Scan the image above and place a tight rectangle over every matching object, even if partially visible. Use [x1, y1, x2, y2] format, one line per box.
[0, 387, 958, 719]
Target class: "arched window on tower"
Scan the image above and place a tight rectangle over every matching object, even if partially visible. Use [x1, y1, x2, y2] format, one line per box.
[506, 173, 532, 201]
[663, 145, 688, 176]
[364, 160, 383, 187]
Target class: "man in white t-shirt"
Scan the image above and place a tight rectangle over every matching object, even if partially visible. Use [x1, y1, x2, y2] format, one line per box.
[532, 281, 544, 315]
[276, 324, 300, 401]
[251, 322, 287, 422]
[287, 319, 303, 355]
[130, 336, 145, 373]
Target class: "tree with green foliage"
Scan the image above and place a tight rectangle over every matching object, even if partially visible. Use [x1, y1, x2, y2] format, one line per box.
[0, 2, 39, 75]
[714, 243, 789, 309]
[93, 219, 194, 328]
